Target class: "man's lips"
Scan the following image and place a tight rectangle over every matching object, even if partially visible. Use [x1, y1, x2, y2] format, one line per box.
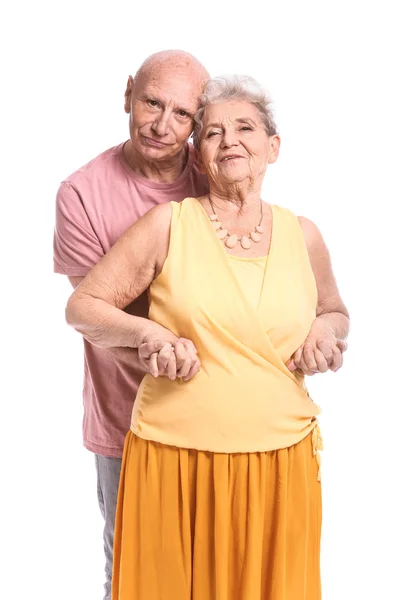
[142, 136, 170, 148]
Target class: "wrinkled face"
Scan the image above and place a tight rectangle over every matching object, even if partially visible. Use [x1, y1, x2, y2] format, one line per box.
[199, 100, 280, 188]
[125, 69, 203, 162]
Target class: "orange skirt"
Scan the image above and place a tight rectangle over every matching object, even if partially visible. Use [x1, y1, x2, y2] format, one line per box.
[112, 431, 322, 600]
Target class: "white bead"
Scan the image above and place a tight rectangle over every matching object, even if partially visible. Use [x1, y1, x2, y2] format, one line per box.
[250, 231, 261, 243]
[241, 235, 251, 249]
[209, 214, 218, 221]
[217, 228, 228, 239]
[213, 221, 222, 230]
[225, 234, 238, 248]
[256, 225, 265, 233]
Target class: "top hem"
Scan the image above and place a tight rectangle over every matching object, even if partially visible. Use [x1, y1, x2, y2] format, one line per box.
[129, 420, 318, 455]
[83, 439, 124, 458]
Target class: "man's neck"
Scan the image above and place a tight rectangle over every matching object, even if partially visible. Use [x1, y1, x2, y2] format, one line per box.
[123, 140, 188, 184]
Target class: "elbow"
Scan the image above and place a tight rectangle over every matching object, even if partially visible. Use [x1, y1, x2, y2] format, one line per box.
[65, 295, 81, 330]
[65, 294, 110, 348]
[65, 294, 90, 337]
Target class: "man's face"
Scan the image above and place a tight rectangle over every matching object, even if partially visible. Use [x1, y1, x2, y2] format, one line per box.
[125, 69, 203, 162]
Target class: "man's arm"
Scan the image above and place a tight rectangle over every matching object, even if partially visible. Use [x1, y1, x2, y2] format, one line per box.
[68, 276, 145, 371]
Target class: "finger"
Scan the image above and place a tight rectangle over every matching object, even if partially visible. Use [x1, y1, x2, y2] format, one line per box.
[337, 339, 348, 353]
[178, 338, 199, 378]
[316, 340, 334, 367]
[166, 352, 177, 380]
[157, 343, 174, 376]
[288, 346, 303, 370]
[295, 366, 317, 377]
[292, 346, 303, 367]
[303, 343, 318, 372]
[331, 347, 343, 371]
[299, 354, 317, 376]
[313, 347, 329, 373]
[179, 338, 198, 357]
[149, 352, 159, 378]
[177, 358, 192, 378]
[173, 341, 188, 370]
[183, 357, 201, 381]
[138, 340, 163, 359]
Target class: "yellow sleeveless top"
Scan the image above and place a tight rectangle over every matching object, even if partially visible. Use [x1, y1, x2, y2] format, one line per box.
[131, 197, 320, 453]
[228, 255, 268, 311]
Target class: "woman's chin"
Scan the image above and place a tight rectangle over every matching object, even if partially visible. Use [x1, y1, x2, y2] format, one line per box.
[220, 173, 249, 185]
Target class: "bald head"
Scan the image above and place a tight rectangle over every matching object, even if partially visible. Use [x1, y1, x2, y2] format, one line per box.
[135, 50, 209, 88]
[123, 50, 209, 170]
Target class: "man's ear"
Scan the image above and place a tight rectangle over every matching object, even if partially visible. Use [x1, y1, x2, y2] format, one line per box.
[124, 75, 134, 114]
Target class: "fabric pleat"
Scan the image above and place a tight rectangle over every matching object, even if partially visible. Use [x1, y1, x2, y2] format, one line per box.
[112, 431, 321, 600]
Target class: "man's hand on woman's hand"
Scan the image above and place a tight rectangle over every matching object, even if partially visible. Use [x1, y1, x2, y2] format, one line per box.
[137, 326, 200, 381]
[287, 321, 348, 376]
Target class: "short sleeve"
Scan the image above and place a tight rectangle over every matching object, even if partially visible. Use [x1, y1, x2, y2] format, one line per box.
[53, 181, 104, 276]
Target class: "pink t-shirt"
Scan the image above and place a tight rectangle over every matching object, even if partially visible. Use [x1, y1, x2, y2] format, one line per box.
[54, 142, 208, 457]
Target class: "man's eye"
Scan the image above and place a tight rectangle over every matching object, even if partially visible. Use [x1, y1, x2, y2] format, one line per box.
[178, 110, 188, 118]
[147, 100, 159, 107]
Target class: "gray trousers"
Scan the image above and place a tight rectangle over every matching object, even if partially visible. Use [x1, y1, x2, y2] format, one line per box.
[95, 454, 122, 600]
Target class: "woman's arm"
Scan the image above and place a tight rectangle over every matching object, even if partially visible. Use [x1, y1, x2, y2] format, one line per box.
[66, 203, 173, 349]
[288, 216, 350, 375]
[68, 275, 145, 371]
[66, 204, 201, 382]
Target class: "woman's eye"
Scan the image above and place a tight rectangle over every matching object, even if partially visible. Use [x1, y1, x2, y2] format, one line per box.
[178, 110, 188, 118]
[240, 126, 253, 131]
[207, 131, 219, 138]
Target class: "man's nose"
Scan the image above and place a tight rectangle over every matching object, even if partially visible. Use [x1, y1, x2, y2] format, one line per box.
[151, 111, 171, 136]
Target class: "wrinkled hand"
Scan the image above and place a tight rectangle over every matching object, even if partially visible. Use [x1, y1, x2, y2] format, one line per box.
[287, 321, 348, 376]
[138, 330, 200, 382]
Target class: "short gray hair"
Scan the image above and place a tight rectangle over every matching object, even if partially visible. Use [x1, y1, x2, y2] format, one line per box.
[193, 75, 278, 149]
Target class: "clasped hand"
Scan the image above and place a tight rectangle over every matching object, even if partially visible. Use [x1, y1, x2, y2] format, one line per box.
[137, 326, 200, 381]
[287, 320, 347, 376]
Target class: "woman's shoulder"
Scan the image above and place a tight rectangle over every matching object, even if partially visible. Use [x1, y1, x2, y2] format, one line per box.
[272, 205, 325, 256]
[140, 197, 206, 237]
[297, 216, 324, 250]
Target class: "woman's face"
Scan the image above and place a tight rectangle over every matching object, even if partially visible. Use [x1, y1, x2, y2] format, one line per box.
[199, 100, 280, 190]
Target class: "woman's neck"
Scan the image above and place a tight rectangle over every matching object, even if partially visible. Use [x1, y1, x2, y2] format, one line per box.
[206, 177, 264, 216]
[207, 191, 263, 217]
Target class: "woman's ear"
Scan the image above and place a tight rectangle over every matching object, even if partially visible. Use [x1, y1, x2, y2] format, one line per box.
[268, 135, 281, 164]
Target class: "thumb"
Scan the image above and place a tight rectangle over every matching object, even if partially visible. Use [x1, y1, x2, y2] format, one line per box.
[336, 339, 348, 353]
[138, 340, 162, 358]
[287, 360, 297, 372]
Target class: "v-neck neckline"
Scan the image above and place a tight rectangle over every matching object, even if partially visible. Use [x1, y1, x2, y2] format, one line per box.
[194, 197, 274, 263]
[194, 198, 275, 312]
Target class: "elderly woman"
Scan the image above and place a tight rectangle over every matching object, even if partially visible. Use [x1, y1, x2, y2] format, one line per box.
[66, 75, 349, 600]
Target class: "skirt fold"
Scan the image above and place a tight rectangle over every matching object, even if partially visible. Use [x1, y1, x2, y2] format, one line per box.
[112, 432, 321, 600]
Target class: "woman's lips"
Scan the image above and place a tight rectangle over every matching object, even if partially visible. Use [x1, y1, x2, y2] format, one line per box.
[220, 155, 244, 162]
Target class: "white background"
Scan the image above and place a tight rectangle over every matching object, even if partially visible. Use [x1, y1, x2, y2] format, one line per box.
[1, 1, 395, 598]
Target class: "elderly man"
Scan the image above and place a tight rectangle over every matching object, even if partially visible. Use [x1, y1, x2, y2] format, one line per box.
[54, 50, 209, 600]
